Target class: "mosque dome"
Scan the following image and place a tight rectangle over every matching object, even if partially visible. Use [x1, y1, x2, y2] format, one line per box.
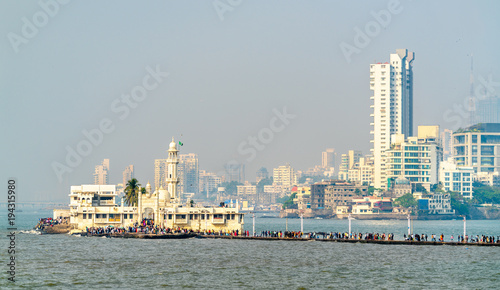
[395, 176, 410, 185]
[169, 137, 177, 150]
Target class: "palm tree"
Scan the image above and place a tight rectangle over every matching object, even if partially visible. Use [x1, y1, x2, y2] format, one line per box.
[124, 178, 141, 206]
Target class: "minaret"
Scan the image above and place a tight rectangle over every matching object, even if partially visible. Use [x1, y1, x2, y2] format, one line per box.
[146, 181, 152, 196]
[166, 137, 180, 203]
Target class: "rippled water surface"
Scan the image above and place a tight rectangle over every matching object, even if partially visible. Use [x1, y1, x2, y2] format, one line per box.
[1, 210, 500, 289]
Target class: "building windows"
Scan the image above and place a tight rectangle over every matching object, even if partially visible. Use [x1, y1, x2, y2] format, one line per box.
[481, 157, 494, 166]
[481, 135, 500, 144]
[481, 146, 494, 156]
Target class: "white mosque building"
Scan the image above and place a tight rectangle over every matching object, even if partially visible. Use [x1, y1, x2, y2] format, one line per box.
[61, 138, 244, 232]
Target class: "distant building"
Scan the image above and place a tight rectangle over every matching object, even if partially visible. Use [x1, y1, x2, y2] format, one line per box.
[262, 184, 282, 203]
[385, 126, 442, 190]
[256, 167, 269, 183]
[237, 182, 257, 196]
[439, 161, 473, 199]
[310, 180, 368, 211]
[473, 171, 500, 187]
[416, 192, 454, 215]
[199, 170, 222, 196]
[322, 148, 335, 168]
[472, 96, 500, 124]
[122, 165, 134, 188]
[225, 163, 245, 183]
[94, 159, 109, 185]
[389, 176, 412, 198]
[179, 153, 199, 195]
[339, 150, 362, 181]
[441, 129, 453, 161]
[273, 164, 297, 193]
[453, 123, 500, 173]
[351, 196, 393, 214]
[292, 186, 311, 210]
[370, 49, 415, 189]
[154, 159, 168, 189]
[345, 156, 374, 186]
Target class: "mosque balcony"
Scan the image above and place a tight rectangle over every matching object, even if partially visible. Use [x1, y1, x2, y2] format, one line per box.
[98, 200, 115, 206]
[174, 214, 188, 224]
[212, 217, 226, 224]
[174, 219, 188, 224]
[94, 218, 109, 224]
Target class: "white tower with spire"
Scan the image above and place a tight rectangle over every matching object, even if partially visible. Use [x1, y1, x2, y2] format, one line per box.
[166, 137, 180, 203]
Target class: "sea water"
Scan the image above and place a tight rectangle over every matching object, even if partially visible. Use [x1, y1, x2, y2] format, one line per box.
[1, 209, 499, 288]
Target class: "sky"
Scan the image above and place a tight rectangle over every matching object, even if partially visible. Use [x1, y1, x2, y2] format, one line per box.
[1, 0, 500, 202]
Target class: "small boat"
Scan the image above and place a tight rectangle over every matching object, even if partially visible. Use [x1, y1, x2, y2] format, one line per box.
[315, 217, 323, 220]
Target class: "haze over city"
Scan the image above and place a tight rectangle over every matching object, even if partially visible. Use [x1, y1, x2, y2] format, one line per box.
[2, 0, 500, 202]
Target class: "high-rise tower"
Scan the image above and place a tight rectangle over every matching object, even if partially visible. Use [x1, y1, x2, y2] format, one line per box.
[370, 49, 415, 189]
[166, 137, 180, 202]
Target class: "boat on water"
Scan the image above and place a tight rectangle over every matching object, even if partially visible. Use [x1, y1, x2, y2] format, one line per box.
[315, 217, 323, 220]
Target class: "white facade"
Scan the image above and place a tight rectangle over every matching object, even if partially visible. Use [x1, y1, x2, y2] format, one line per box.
[339, 150, 362, 181]
[439, 161, 474, 199]
[66, 138, 244, 232]
[68, 184, 137, 227]
[237, 184, 257, 195]
[386, 130, 442, 188]
[473, 171, 500, 187]
[421, 193, 455, 214]
[273, 164, 297, 192]
[370, 49, 415, 189]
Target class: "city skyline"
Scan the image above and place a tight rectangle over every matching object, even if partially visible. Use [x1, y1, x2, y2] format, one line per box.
[2, 1, 500, 202]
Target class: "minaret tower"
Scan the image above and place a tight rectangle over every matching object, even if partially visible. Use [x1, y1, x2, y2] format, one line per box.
[166, 137, 180, 203]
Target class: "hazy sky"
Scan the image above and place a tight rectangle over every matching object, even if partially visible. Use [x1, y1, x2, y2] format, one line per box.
[2, 0, 499, 202]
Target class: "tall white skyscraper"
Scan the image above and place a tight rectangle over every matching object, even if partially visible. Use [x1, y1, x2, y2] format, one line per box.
[370, 49, 415, 189]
